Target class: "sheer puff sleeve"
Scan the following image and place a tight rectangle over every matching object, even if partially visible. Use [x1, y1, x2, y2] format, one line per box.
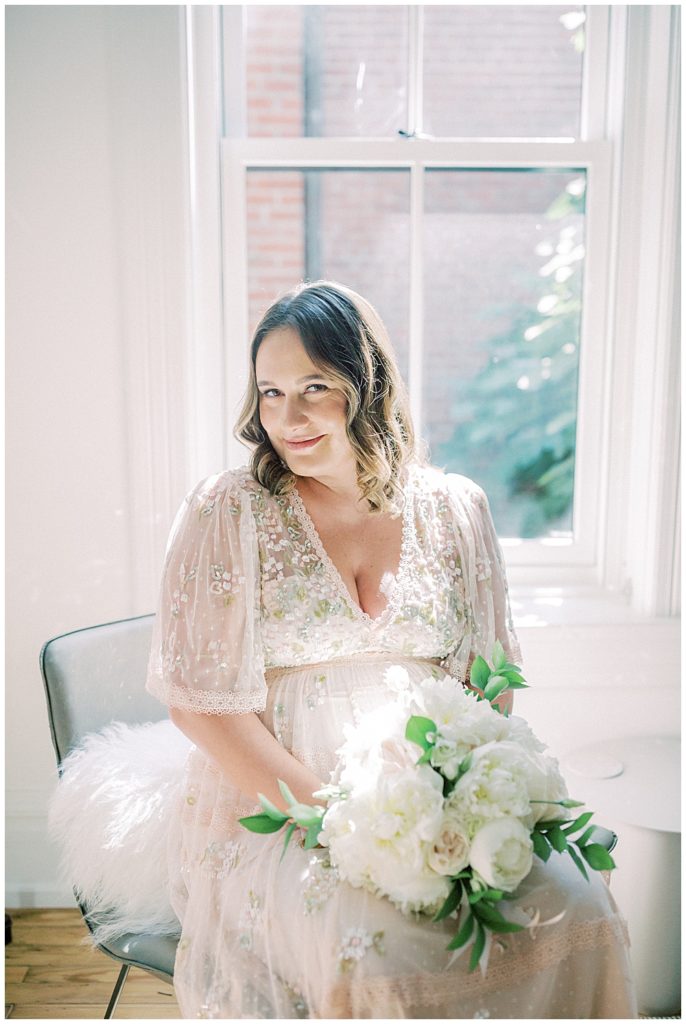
[442, 474, 523, 683]
[145, 470, 266, 715]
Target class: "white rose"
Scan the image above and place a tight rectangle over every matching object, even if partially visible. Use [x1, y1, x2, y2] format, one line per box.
[427, 809, 471, 876]
[469, 817, 534, 892]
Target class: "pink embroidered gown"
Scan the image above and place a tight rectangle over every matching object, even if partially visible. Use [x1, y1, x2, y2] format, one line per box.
[145, 463, 637, 1019]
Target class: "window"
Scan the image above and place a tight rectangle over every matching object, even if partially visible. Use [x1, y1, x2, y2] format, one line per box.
[219, 5, 615, 587]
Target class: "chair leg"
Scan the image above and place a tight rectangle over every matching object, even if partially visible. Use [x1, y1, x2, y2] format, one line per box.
[104, 963, 130, 1019]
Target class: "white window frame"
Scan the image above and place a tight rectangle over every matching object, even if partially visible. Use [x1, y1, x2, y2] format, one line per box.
[182, 4, 680, 620]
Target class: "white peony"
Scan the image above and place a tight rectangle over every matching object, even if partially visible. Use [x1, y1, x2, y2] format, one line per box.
[447, 741, 532, 836]
[411, 675, 511, 760]
[520, 752, 569, 825]
[506, 714, 547, 755]
[469, 817, 534, 892]
[427, 808, 471, 876]
[320, 763, 450, 913]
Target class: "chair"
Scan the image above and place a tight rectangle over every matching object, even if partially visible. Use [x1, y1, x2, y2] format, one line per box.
[40, 613, 180, 1019]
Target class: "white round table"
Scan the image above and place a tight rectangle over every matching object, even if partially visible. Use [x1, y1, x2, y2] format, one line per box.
[562, 735, 681, 1017]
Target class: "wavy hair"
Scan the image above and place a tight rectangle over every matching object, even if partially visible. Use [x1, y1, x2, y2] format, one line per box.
[234, 281, 426, 514]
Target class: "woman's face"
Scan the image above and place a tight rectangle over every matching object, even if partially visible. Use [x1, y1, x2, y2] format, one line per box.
[255, 327, 355, 480]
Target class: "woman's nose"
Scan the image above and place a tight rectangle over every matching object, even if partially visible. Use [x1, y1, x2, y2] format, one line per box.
[282, 394, 309, 428]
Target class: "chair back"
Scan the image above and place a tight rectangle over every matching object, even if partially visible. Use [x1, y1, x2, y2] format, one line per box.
[40, 614, 163, 770]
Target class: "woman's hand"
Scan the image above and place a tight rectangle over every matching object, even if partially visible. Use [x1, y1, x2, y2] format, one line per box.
[169, 707, 325, 811]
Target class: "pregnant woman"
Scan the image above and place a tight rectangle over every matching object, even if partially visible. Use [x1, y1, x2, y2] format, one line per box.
[146, 280, 636, 1018]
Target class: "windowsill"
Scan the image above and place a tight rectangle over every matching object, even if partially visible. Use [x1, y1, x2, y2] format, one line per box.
[509, 586, 661, 627]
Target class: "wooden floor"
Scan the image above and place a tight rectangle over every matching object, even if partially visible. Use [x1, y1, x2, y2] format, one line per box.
[5, 909, 181, 1019]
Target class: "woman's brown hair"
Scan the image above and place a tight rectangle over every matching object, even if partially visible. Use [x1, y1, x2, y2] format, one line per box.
[234, 281, 425, 514]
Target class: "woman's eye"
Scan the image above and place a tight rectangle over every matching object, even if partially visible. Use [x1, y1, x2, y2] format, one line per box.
[260, 389, 280, 398]
[305, 383, 328, 393]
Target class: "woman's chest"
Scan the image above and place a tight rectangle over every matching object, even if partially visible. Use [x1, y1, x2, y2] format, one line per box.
[249, 484, 469, 666]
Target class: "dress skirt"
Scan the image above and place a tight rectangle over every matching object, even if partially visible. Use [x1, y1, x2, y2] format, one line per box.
[166, 655, 637, 1019]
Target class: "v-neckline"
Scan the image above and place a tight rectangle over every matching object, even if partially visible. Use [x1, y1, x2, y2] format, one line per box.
[289, 469, 415, 626]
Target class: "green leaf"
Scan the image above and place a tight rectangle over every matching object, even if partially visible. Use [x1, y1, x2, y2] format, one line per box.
[472, 903, 524, 934]
[484, 675, 509, 703]
[280, 821, 298, 861]
[500, 662, 523, 674]
[434, 880, 463, 923]
[303, 823, 323, 850]
[502, 670, 526, 684]
[482, 889, 505, 903]
[238, 813, 286, 834]
[405, 715, 438, 752]
[548, 826, 569, 853]
[470, 655, 491, 691]
[492, 640, 506, 671]
[580, 843, 616, 871]
[505, 679, 530, 690]
[469, 922, 487, 972]
[532, 830, 552, 862]
[288, 803, 325, 827]
[446, 910, 474, 951]
[468, 888, 486, 905]
[278, 779, 298, 807]
[562, 811, 594, 836]
[560, 798, 585, 809]
[534, 816, 572, 830]
[256, 793, 290, 823]
[567, 843, 589, 881]
[576, 825, 596, 848]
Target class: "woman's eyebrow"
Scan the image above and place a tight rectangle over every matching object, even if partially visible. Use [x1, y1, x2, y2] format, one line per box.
[256, 374, 325, 387]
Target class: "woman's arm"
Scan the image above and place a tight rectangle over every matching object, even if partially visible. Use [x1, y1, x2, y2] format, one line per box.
[170, 707, 325, 811]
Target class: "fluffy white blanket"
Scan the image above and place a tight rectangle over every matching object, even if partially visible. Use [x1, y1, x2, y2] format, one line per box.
[48, 719, 192, 944]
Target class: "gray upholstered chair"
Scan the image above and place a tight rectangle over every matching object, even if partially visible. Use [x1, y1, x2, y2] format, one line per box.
[40, 613, 180, 1019]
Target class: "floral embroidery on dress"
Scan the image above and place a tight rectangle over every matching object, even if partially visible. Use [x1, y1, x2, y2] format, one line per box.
[302, 852, 340, 913]
[237, 889, 263, 951]
[337, 927, 386, 972]
[305, 672, 327, 710]
[200, 839, 242, 879]
[208, 563, 245, 605]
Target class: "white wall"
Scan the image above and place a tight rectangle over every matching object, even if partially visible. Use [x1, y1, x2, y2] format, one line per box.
[5, 6, 680, 908]
[6, 5, 190, 905]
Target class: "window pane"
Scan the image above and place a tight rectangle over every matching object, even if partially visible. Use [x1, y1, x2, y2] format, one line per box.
[246, 169, 411, 377]
[423, 6, 585, 139]
[422, 169, 586, 539]
[245, 6, 408, 138]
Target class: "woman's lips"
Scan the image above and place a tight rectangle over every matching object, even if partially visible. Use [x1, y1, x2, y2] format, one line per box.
[284, 434, 325, 451]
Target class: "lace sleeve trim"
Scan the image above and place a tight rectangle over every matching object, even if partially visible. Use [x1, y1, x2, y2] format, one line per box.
[147, 679, 267, 716]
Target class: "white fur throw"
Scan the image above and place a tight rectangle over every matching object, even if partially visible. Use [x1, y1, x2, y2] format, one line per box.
[48, 719, 192, 944]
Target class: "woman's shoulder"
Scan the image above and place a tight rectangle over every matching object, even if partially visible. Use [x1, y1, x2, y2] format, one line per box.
[412, 462, 487, 507]
[182, 465, 271, 515]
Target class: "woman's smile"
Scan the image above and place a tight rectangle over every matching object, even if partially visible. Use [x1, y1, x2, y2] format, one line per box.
[283, 434, 326, 451]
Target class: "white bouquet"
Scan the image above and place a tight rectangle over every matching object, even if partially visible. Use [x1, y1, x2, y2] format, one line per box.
[240, 643, 614, 971]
